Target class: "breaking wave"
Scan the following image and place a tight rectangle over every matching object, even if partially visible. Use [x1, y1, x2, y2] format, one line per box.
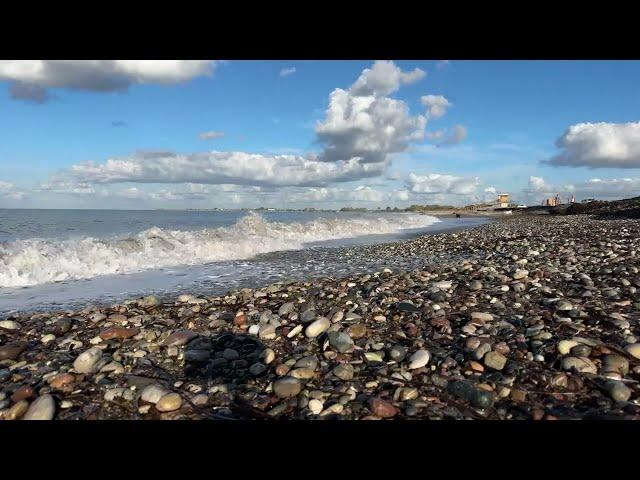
[0, 212, 439, 288]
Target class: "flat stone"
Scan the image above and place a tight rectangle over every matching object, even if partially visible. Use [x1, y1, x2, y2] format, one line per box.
[278, 302, 296, 316]
[23, 395, 56, 420]
[556, 299, 573, 311]
[388, 345, 407, 362]
[327, 331, 354, 353]
[484, 351, 507, 370]
[0, 342, 27, 361]
[0, 320, 21, 330]
[470, 280, 483, 290]
[333, 363, 354, 380]
[258, 324, 277, 340]
[262, 348, 276, 364]
[602, 355, 629, 375]
[346, 323, 367, 339]
[162, 330, 198, 347]
[408, 350, 430, 369]
[289, 368, 315, 379]
[369, 397, 398, 418]
[294, 355, 318, 370]
[471, 312, 494, 322]
[156, 393, 182, 412]
[273, 377, 302, 398]
[48, 373, 76, 390]
[11, 385, 36, 402]
[73, 347, 103, 374]
[561, 356, 597, 374]
[99, 327, 140, 341]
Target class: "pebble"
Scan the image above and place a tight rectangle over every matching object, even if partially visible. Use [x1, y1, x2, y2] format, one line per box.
[305, 317, 330, 338]
[333, 363, 354, 380]
[624, 343, 640, 359]
[308, 399, 324, 414]
[408, 350, 430, 369]
[0, 342, 27, 361]
[605, 380, 632, 402]
[484, 351, 507, 370]
[561, 356, 598, 374]
[163, 330, 198, 346]
[156, 393, 182, 412]
[0, 320, 21, 330]
[73, 347, 103, 374]
[23, 394, 56, 420]
[369, 397, 399, 418]
[141, 384, 170, 404]
[327, 331, 354, 353]
[273, 377, 302, 398]
[4, 399, 29, 420]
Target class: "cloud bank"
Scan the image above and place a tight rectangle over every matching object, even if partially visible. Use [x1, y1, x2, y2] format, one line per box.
[0, 60, 217, 102]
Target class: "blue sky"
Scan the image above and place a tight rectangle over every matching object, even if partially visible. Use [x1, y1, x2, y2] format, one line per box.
[1, 60, 640, 209]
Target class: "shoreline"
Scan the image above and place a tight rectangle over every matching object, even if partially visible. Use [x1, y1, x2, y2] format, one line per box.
[2, 214, 639, 420]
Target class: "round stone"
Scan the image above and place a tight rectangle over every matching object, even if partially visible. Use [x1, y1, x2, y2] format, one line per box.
[308, 399, 323, 414]
[156, 393, 182, 412]
[624, 343, 640, 359]
[305, 317, 330, 338]
[73, 347, 103, 374]
[484, 351, 507, 370]
[327, 331, 354, 353]
[605, 380, 631, 402]
[561, 356, 597, 374]
[388, 345, 407, 362]
[0, 342, 27, 361]
[332, 363, 354, 381]
[408, 350, 430, 369]
[556, 299, 573, 311]
[23, 395, 56, 420]
[262, 348, 276, 364]
[141, 384, 170, 404]
[4, 399, 29, 420]
[273, 377, 302, 398]
[470, 280, 483, 290]
[557, 340, 579, 355]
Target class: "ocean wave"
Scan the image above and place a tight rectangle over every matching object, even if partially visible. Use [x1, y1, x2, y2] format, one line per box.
[0, 212, 439, 288]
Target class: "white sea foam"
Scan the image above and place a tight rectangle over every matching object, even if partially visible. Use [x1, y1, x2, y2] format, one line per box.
[0, 212, 439, 288]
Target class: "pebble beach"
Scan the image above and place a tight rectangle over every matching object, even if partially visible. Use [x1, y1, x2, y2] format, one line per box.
[2, 214, 640, 420]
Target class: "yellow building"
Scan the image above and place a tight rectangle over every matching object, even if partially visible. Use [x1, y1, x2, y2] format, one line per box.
[497, 193, 509, 208]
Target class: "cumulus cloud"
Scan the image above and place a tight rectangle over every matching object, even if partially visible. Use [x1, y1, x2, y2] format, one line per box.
[199, 131, 225, 140]
[279, 67, 297, 77]
[349, 60, 425, 97]
[41, 61, 437, 196]
[63, 150, 388, 188]
[316, 62, 428, 164]
[0, 60, 217, 102]
[426, 129, 445, 141]
[545, 122, 640, 168]
[421, 95, 452, 120]
[407, 172, 479, 195]
[437, 125, 467, 146]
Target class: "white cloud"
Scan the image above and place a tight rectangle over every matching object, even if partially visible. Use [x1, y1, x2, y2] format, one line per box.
[420, 94, 452, 119]
[41, 61, 435, 195]
[0, 181, 26, 200]
[545, 122, 640, 168]
[526, 175, 640, 202]
[349, 60, 425, 97]
[426, 129, 445, 141]
[316, 82, 427, 163]
[199, 131, 225, 140]
[407, 172, 479, 195]
[279, 67, 297, 77]
[63, 150, 388, 188]
[0, 60, 217, 102]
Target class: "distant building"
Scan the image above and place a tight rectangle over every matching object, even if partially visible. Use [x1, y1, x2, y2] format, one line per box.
[497, 193, 509, 208]
[545, 194, 561, 207]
